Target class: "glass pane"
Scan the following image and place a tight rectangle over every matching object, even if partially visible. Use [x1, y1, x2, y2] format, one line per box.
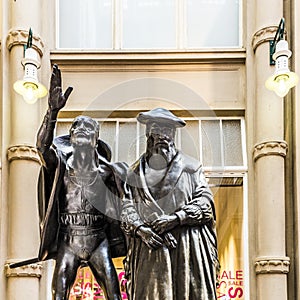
[138, 123, 147, 159]
[212, 184, 245, 300]
[58, 0, 112, 49]
[223, 120, 243, 166]
[187, 0, 240, 48]
[201, 120, 222, 168]
[122, 0, 176, 49]
[99, 121, 117, 162]
[118, 122, 138, 165]
[179, 120, 200, 160]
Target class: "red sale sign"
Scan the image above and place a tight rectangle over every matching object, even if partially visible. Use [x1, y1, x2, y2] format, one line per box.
[217, 269, 244, 299]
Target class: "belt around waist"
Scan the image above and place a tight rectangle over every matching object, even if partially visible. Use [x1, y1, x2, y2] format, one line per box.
[60, 212, 105, 226]
[59, 225, 106, 236]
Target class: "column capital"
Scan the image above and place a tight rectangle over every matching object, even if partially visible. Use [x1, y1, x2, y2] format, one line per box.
[254, 256, 290, 274]
[7, 145, 41, 163]
[253, 140, 288, 162]
[5, 263, 43, 278]
[252, 26, 281, 52]
[6, 28, 44, 57]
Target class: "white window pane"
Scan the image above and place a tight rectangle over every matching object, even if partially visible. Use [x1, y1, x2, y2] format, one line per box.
[118, 122, 138, 164]
[223, 120, 243, 166]
[180, 120, 200, 160]
[58, 0, 112, 49]
[122, 0, 176, 49]
[202, 120, 222, 168]
[138, 123, 147, 158]
[99, 121, 117, 162]
[187, 0, 240, 48]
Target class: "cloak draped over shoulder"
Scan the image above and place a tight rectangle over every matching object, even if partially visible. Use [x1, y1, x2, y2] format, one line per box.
[121, 151, 219, 300]
[37, 135, 127, 261]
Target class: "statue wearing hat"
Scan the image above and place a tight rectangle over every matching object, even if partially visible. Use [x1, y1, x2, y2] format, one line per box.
[121, 108, 220, 300]
[35, 65, 126, 300]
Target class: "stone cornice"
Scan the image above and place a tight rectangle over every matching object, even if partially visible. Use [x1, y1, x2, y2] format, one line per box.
[255, 256, 290, 274]
[253, 140, 288, 162]
[6, 29, 44, 57]
[7, 145, 40, 163]
[252, 26, 280, 52]
[5, 263, 43, 278]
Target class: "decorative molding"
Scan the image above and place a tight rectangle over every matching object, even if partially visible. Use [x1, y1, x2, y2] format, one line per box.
[253, 140, 288, 162]
[255, 257, 290, 274]
[50, 49, 246, 72]
[5, 263, 43, 278]
[7, 145, 40, 163]
[252, 26, 281, 52]
[6, 29, 44, 57]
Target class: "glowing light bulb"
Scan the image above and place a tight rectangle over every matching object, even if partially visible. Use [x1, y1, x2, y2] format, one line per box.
[13, 47, 47, 104]
[23, 83, 38, 104]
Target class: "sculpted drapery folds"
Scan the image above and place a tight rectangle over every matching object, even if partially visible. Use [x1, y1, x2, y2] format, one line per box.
[121, 108, 220, 300]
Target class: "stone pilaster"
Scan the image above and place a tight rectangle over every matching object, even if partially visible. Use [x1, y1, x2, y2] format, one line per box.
[252, 2, 289, 299]
[6, 1, 45, 299]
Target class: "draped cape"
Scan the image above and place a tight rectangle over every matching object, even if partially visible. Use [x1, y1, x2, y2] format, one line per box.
[122, 152, 219, 300]
[37, 135, 126, 261]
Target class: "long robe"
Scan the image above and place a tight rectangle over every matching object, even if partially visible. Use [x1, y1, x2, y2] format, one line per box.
[121, 151, 219, 300]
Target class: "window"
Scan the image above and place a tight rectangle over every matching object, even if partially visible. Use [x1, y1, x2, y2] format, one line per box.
[56, 117, 246, 170]
[57, 0, 242, 49]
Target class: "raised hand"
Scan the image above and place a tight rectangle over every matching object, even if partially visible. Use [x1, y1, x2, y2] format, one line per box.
[48, 64, 73, 111]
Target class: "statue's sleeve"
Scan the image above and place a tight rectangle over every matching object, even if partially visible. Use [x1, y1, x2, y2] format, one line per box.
[36, 108, 58, 171]
[120, 185, 145, 237]
[174, 168, 215, 226]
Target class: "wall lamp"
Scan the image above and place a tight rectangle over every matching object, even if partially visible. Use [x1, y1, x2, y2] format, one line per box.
[13, 28, 47, 104]
[265, 18, 298, 97]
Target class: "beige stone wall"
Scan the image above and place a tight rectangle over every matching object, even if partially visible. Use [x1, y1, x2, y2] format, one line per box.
[50, 56, 245, 114]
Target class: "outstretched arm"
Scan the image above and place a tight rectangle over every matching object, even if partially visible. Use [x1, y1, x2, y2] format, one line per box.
[36, 64, 73, 170]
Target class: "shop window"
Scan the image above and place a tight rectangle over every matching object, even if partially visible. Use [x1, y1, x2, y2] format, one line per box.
[211, 178, 245, 300]
[55, 116, 247, 299]
[57, 0, 242, 49]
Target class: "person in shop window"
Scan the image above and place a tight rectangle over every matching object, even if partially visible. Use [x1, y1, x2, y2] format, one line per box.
[121, 108, 220, 300]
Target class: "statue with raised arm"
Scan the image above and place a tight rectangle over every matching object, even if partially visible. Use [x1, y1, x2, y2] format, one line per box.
[36, 64, 125, 300]
[121, 108, 220, 300]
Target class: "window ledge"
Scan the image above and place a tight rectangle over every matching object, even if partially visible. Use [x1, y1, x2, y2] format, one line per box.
[50, 48, 246, 67]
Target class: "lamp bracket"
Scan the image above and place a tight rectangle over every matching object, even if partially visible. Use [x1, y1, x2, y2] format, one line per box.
[23, 28, 33, 56]
[269, 18, 286, 65]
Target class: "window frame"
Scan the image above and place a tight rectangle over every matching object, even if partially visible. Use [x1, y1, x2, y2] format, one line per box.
[55, 0, 243, 50]
[56, 116, 247, 171]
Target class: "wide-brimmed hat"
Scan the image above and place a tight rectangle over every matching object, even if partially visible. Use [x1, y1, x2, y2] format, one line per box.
[137, 108, 186, 128]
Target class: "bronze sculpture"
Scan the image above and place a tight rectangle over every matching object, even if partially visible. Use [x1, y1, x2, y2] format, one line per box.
[121, 108, 220, 300]
[36, 65, 125, 300]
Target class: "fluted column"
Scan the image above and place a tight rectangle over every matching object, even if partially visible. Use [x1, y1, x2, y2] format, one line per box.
[4, 1, 45, 299]
[252, 2, 289, 299]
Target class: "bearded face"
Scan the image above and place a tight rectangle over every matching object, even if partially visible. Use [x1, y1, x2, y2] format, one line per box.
[145, 122, 177, 169]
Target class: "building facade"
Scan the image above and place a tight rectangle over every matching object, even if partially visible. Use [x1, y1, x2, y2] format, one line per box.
[0, 0, 299, 299]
